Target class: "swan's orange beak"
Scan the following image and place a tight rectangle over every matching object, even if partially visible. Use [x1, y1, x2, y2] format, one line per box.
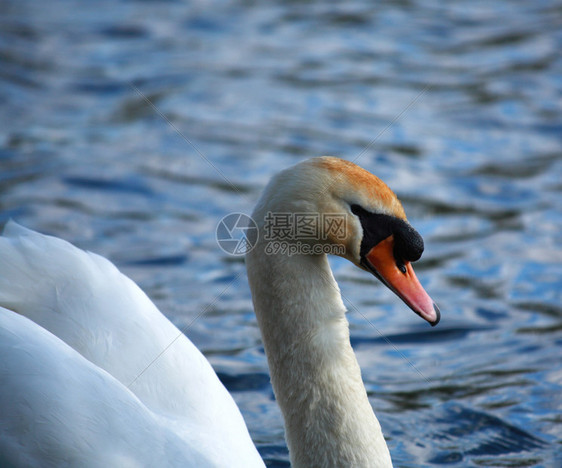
[364, 235, 440, 326]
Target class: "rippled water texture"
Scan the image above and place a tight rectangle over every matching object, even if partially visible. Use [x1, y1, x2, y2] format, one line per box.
[1, 1, 561, 466]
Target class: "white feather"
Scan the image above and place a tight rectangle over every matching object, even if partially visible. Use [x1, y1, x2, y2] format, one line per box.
[0, 221, 264, 468]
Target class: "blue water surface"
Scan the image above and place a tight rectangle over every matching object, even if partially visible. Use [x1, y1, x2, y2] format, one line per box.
[1, 1, 561, 466]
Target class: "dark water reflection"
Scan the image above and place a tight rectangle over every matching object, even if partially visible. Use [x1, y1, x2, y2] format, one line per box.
[1, 0, 561, 466]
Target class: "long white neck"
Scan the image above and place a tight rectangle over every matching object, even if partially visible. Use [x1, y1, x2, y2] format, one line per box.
[246, 243, 393, 467]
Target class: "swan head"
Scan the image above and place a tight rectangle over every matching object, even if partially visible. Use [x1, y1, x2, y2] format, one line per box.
[251, 156, 440, 326]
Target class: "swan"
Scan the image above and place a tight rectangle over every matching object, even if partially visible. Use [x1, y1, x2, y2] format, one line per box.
[0, 221, 264, 468]
[0, 156, 439, 467]
[246, 157, 439, 467]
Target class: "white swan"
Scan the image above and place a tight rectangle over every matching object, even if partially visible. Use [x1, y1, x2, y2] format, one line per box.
[246, 157, 439, 467]
[0, 221, 264, 468]
[0, 156, 439, 467]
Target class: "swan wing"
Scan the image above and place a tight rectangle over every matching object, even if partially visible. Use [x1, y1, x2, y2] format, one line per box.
[0, 308, 219, 467]
[0, 222, 264, 467]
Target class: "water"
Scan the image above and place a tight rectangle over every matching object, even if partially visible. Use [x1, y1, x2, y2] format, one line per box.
[1, 0, 561, 466]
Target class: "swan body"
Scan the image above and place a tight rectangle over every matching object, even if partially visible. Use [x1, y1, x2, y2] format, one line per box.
[0, 309, 219, 467]
[0, 222, 264, 467]
[0, 157, 439, 467]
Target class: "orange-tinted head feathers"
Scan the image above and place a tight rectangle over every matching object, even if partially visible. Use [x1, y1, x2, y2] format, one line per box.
[309, 157, 407, 220]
